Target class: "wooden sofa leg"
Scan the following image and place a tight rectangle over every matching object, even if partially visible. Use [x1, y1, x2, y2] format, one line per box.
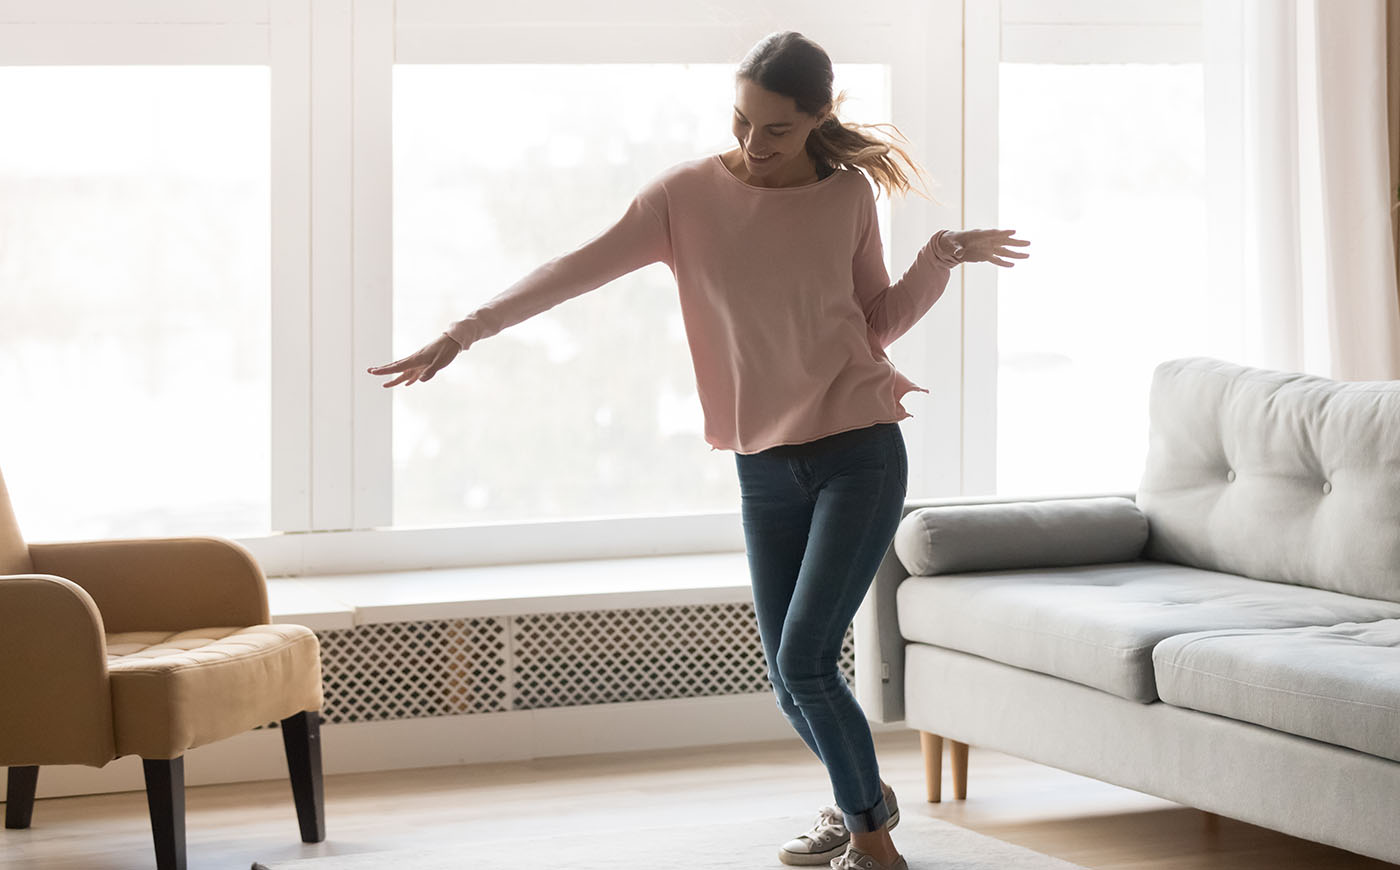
[281, 710, 326, 843]
[950, 740, 969, 800]
[5, 766, 39, 829]
[919, 732, 943, 802]
[142, 757, 187, 870]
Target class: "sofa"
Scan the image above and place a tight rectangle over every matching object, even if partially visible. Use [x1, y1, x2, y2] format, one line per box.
[852, 356, 1400, 865]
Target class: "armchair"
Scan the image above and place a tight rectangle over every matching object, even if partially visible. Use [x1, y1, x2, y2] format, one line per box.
[0, 467, 326, 870]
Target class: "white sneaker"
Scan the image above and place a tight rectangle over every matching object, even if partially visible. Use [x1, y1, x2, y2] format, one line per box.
[778, 783, 900, 866]
[829, 845, 909, 870]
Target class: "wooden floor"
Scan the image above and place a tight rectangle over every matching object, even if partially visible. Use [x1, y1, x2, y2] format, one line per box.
[2, 729, 1395, 870]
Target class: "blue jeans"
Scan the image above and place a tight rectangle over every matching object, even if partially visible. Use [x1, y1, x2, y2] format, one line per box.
[734, 421, 908, 834]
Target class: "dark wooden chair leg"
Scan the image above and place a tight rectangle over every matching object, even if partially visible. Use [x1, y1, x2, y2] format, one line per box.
[5, 766, 39, 829]
[142, 757, 186, 870]
[280, 710, 325, 843]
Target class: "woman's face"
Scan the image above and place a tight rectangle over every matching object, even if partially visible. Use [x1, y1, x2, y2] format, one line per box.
[731, 78, 828, 178]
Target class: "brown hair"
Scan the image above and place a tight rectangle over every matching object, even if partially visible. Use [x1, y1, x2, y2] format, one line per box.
[736, 31, 941, 204]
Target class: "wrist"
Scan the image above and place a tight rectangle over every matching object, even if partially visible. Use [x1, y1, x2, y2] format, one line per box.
[936, 230, 965, 265]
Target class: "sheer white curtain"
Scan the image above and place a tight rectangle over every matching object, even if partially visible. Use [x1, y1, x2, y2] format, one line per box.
[1204, 0, 1400, 381]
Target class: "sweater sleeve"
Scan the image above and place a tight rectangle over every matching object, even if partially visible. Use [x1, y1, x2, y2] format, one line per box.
[443, 175, 674, 350]
[850, 178, 959, 349]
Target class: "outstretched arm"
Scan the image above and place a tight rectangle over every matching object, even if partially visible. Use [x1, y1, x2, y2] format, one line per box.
[852, 184, 1031, 348]
[368, 180, 673, 388]
[443, 186, 673, 350]
[851, 185, 960, 349]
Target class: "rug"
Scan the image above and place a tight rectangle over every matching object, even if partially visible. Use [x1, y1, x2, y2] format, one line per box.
[251, 810, 1089, 869]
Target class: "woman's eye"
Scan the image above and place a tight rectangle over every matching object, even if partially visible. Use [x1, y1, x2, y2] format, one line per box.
[735, 118, 749, 126]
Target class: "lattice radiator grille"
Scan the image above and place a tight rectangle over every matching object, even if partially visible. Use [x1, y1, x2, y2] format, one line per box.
[256, 602, 857, 728]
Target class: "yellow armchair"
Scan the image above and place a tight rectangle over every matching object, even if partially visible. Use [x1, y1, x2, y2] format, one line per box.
[0, 468, 326, 870]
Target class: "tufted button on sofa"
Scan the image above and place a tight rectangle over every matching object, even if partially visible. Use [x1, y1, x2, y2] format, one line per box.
[0, 474, 326, 870]
[851, 356, 1400, 866]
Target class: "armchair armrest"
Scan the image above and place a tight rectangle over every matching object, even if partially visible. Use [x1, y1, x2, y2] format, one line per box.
[28, 536, 270, 634]
[0, 574, 116, 767]
[853, 490, 1138, 725]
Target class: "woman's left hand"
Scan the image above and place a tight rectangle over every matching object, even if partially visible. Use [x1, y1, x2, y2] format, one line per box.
[951, 229, 1031, 267]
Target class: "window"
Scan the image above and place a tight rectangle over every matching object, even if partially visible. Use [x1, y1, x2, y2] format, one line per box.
[0, 2, 940, 575]
[996, 61, 1221, 495]
[391, 63, 889, 527]
[0, 66, 271, 540]
[984, 1, 1233, 497]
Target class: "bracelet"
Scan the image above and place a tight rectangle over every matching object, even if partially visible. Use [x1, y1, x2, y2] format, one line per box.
[939, 231, 965, 264]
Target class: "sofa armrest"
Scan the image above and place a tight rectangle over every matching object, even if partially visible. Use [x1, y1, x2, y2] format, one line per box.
[0, 574, 117, 767]
[853, 490, 1137, 725]
[28, 536, 271, 634]
[894, 495, 1148, 576]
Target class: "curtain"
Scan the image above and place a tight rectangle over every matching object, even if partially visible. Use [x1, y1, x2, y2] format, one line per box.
[1389, 0, 1400, 352]
[1205, 0, 1400, 380]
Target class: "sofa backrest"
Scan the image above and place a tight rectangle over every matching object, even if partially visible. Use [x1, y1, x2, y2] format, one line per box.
[1136, 357, 1400, 603]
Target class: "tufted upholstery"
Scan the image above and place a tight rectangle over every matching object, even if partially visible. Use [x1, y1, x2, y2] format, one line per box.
[0, 470, 326, 867]
[895, 560, 1400, 703]
[1154, 618, 1400, 763]
[872, 356, 1400, 866]
[0, 465, 324, 767]
[1136, 356, 1400, 603]
[106, 625, 324, 760]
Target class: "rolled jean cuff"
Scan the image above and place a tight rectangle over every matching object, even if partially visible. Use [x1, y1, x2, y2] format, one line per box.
[842, 796, 891, 834]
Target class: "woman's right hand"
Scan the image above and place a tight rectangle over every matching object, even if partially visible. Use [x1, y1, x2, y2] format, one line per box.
[366, 333, 463, 388]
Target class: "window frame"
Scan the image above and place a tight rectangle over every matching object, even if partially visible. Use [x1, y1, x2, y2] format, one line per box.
[4, 0, 972, 577]
[964, 0, 1204, 495]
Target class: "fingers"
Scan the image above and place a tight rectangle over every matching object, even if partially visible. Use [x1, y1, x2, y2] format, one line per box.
[367, 357, 414, 375]
[369, 357, 426, 387]
[368, 341, 460, 388]
[962, 228, 1031, 265]
[369, 349, 432, 384]
[382, 367, 421, 388]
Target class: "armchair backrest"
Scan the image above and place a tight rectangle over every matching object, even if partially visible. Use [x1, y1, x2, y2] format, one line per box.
[0, 466, 33, 576]
[1136, 356, 1400, 603]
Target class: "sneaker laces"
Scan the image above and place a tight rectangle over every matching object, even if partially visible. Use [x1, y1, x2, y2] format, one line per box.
[799, 805, 845, 847]
[830, 846, 898, 869]
[829, 847, 863, 869]
[815, 806, 845, 831]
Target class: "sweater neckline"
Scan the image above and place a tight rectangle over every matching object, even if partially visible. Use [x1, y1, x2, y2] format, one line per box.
[712, 153, 841, 192]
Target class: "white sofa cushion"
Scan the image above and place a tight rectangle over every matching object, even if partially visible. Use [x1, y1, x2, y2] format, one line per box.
[1135, 357, 1400, 603]
[1153, 619, 1400, 763]
[895, 560, 1400, 702]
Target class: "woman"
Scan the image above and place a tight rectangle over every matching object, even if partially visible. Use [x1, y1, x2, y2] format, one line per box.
[370, 31, 1028, 870]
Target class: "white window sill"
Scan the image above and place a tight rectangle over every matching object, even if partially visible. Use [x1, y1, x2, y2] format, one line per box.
[266, 550, 754, 631]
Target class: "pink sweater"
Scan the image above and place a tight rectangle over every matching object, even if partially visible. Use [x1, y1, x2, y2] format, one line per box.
[444, 153, 960, 455]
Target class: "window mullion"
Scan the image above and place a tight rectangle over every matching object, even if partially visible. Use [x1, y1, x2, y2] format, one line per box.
[352, 0, 394, 531]
[271, 0, 313, 534]
[308, 0, 355, 531]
